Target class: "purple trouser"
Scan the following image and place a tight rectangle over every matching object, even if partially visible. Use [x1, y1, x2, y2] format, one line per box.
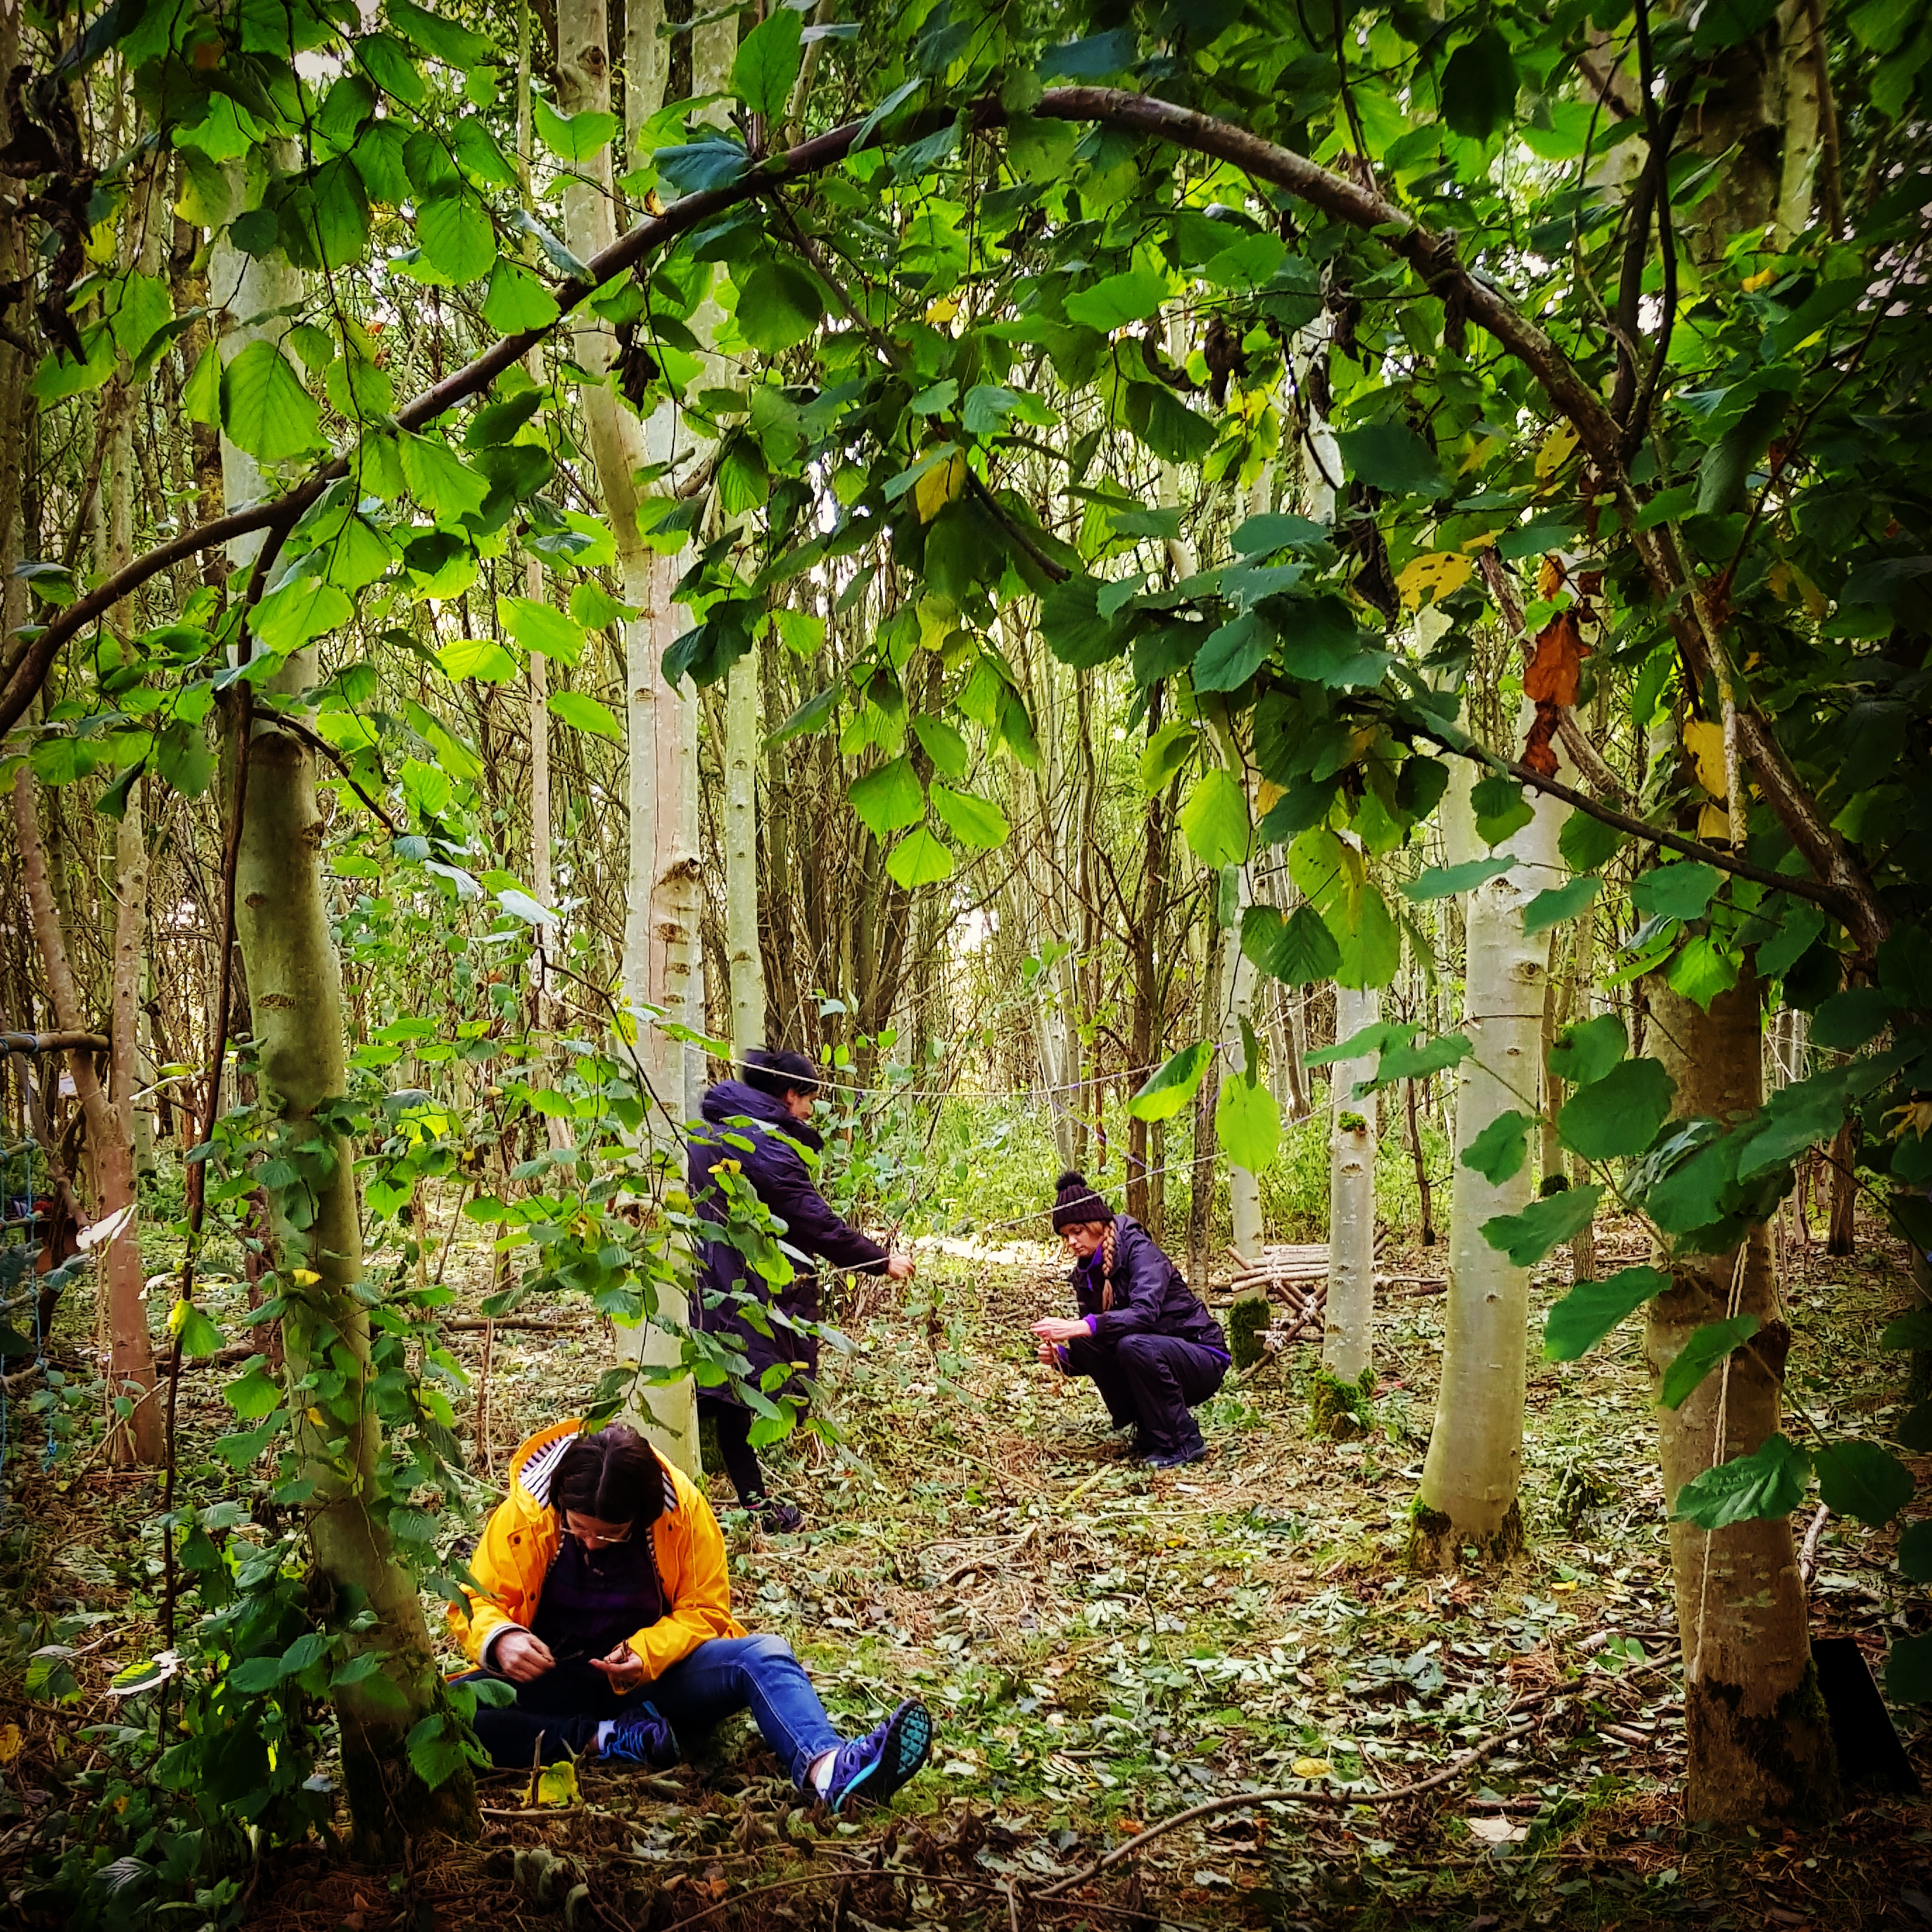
[1061, 1331, 1226, 1454]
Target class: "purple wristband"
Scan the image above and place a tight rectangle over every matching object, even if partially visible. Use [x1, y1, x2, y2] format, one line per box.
[1084, 1314, 1098, 1335]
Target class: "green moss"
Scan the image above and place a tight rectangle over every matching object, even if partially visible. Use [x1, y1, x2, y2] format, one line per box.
[1405, 1496, 1526, 1573]
[1228, 1291, 1271, 1371]
[1309, 1364, 1377, 1440]
[1687, 1658, 1843, 1828]
[1337, 1110, 1368, 1134]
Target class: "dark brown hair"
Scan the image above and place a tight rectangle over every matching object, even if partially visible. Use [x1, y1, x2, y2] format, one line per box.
[551, 1425, 668, 1528]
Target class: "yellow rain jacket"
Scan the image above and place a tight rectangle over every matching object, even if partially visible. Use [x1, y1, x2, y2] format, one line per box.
[448, 1419, 746, 1676]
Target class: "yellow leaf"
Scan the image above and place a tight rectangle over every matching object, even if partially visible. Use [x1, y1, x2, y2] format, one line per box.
[305, 1406, 325, 1426]
[84, 217, 117, 267]
[1394, 551, 1473, 610]
[537, 1758, 580, 1807]
[0, 1722, 21, 1765]
[913, 450, 965, 523]
[167, 1297, 190, 1337]
[1741, 267, 1776, 292]
[1534, 422, 1578, 484]
[289, 1268, 321, 1286]
[1256, 779, 1285, 815]
[1697, 801, 1733, 841]
[1550, 1580, 1580, 1594]
[1683, 718, 1727, 798]
[924, 295, 959, 324]
[1292, 1757, 1333, 1779]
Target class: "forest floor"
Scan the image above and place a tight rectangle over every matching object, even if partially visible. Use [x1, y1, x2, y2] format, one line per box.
[4, 1197, 1931, 1930]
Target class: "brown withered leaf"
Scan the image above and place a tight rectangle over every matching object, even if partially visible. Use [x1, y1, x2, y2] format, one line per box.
[1525, 611, 1585, 707]
[1521, 706, 1562, 777]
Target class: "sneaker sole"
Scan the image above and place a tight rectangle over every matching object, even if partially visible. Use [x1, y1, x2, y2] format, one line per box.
[832, 1700, 933, 1811]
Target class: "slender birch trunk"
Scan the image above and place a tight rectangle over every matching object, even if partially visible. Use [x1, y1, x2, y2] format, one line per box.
[561, 0, 701, 1474]
[1322, 982, 1380, 1391]
[214, 187, 475, 1852]
[723, 653, 765, 1053]
[1411, 752, 1566, 1565]
[1186, 918, 1224, 1291]
[13, 771, 162, 1464]
[1644, 970, 1839, 1824]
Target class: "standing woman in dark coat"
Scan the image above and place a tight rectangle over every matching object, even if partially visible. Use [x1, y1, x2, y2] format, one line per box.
[1030, 1171, 1230, 1468]
[688, 1050, 913, 1529]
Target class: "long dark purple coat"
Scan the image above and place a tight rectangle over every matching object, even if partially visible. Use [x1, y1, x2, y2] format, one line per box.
[686, 1080, 888, 1408]
[1070, 1215, 1228, 1354]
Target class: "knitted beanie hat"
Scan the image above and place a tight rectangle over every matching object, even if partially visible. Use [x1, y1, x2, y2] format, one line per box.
[1050, 1169, 1111, 1233]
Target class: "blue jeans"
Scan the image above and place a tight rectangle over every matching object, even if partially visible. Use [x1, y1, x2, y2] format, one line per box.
[464, 1632, 843, 1784]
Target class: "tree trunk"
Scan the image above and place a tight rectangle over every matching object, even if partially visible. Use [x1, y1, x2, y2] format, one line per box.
[1404, 1074, 1435, 1246]
[12, 770, 162, 1464]
[1567, 904, 1599, 1283]
[723, 649, 765, 1054]
[559, 0, 703, 1475]
[1323, 983, 1379, 1387]
[1185, 915, 1224, 1291]
[1411, 761, 1565, 1567]
[214, 190, 476, 1853]
[1825, 1117, 1858, 1255]
[1644, 972, 1839, 1826]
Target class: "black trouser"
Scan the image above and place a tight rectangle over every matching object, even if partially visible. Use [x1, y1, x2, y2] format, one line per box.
[699, 1393, 767, 1505]
[1062, 1332, 1226, 1454]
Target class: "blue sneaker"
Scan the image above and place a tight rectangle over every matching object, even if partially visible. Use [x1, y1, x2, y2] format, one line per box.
[823, 1699, 933, 1812]
[602, 1702, 677, 1768]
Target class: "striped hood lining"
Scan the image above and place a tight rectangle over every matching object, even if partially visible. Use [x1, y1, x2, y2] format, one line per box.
[514, 1422, 680, 1517]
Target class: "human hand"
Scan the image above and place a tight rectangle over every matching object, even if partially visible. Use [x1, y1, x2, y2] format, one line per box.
[1036, 1340, 1060, 1367]
[494, 1629, 556, 1682]
[1031, 1316, 1088, 1345]
[590, 1642, 647, 1693]
[886, 1252, 915, 1283]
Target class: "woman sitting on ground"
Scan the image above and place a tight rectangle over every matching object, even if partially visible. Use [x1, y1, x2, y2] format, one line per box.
[451, 1418, 932, 1807]
[1029, 1171, 1231, 1468]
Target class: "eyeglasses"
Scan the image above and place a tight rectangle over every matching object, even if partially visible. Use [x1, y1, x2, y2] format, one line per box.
[564, 1520, 634, 1548]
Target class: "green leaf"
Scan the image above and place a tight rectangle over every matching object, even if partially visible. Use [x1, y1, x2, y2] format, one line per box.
[886, 827, 955, 888]
[388, 0, 494, 66]
[405, 1713, 472, 1791]
[1482, 1183, 1603, 1266]
[183, 342, 222, 426]
[221, 339, 319, 461]
[1194, 611, 1275, 692]
[1041, 573, 1129, 669]
[1813, 1438, 1914, 1528]
[497, 596, 585, 664]
[1659, 1314, 1760, 1409]
[1130, 1041, 1214, 1123]
[1897, 1400, 1932, 1454]
[1064, 266, 1169, 331]
[533, 94, 618, 162]
[1666, 935, 1741, 1011]
[547, 690, 621, 742]
[1470, 773, 1534, 846]
[1253, 903, 1341, 987]
[222, 1363, 281, 1419]
[1898, 1520, 1932, 1583]
[1523, 875, 1600, 935]
[735, 259, 824, 354]
[1461, 1109, 1536, 1186]
[1179, 768, 1250, 869]
[438, 637, 517, 683]
[417, 190, 495, 282]
[910, 714, 969, 779]
[1544, 1265, 1672, 1361]
[400, 434, 489, 517]
[1692, 0, 1780, 54]
[1559, 810, 1628, 874]
[1401, 858, 1511, 901]
[849, 756, 924, 837]
[1441, 27, 1518, 141]
[930, 784, 1008, 848]
[482, 258, 562, 331]
[1671, 1432, 1810, 1530]
[1810, 986, 1895, 1053]
[731, 6, 805, 120]
[250, 576, 352, 654]
[1335, 421, 1449, 499]
[1548, 1012, 1627, 1088]
[1217, 1067, 1280, 1174]
[1335, 884, 1400, 991]
[1375, 1033, 1472, 1083]
[1632, 860, 1722, 922]
[1886, 1634, 1932, 1705]
[1557, 1057, 1676, 1162]
[1881, 1308, 1932, 1352]
[172, 1303, 227, 1359]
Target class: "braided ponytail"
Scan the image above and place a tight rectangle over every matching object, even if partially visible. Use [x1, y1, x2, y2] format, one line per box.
[1100, 1218, 1117, 1311]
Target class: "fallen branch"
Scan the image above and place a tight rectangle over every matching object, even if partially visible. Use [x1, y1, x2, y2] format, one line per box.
[0, 1029, 108, 1054]
[1799, 1501, 1831, 1589]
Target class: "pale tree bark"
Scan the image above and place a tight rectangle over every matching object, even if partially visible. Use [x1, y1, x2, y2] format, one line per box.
[214, 186, 476, 1853]
[1207, 715, 1262, 1261]
[723, 654, 765, 1053]
[1412, 745, 1566, 1565]
[1644, 971, 1839, 1825]
[1773, 0, 1823, 243]
[1323, 981, 1380, 1387]
[561, 0, 703, 1475]
[12, 770, 162, 1464]
[1185, 916, 1224, 1292]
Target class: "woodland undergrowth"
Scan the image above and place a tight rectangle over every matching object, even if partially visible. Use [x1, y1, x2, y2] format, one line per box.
[2, 1187, 1928, 1931]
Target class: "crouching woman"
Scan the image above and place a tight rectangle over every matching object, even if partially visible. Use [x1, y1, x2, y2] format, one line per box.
[450, 1420, 932, 1808]
[1030, 1171, 1231, 1468]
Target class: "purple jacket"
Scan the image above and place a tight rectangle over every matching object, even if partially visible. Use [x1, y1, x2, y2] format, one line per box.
[686, 1081, 888, 1405]
[1069, 1215, 1228, 1354]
